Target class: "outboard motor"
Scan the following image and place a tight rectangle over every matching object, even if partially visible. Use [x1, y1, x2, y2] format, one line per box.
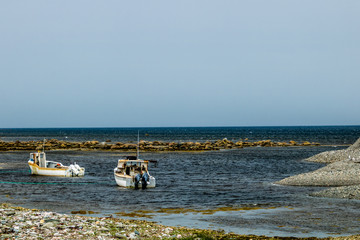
[74, 163, 82, 172]
[69, 164, 80, 176]
[141, 172, 150, 189]
[134, 173, 141, 189]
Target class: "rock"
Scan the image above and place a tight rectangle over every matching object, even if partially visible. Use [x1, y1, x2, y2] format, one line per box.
[115, 233, 127, 239]
[36, 145, 43, 150]
[5, 211, 15, 216]
[84, 141, 99, 145]
[122, 144, 137, 149]
[257, 140, 273, 147]
[164, 227, 173, 234]
[43, 222, 55, 228]
[0, 234, 12, 239]
[129, 232, 137, 239]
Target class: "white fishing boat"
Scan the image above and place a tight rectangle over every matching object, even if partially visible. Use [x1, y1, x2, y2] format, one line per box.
[114, 156, 156, 189]
[28, 151, 85, 177]
[114, 132, 155, 188]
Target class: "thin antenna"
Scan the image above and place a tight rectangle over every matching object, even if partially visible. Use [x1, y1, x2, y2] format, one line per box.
[137, 131, 140, 159]
[42, 138, 46, 152]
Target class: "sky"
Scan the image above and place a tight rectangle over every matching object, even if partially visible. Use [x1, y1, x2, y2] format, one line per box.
[0, 1, 359, 128]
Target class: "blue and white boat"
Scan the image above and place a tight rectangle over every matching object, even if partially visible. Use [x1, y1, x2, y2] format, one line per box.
[114, 156, 156, 189]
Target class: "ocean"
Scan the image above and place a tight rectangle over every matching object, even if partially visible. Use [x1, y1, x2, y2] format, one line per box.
[0, 126, 360, 237]
[1, 125, 360, 144]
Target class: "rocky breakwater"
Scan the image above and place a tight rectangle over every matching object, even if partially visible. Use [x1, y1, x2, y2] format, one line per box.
[0, 139, 320, 152]
[0, 139, 81, 151]
[275, 138, 360, 200]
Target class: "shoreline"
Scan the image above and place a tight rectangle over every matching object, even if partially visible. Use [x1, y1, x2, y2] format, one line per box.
[0, 203, 358, 240]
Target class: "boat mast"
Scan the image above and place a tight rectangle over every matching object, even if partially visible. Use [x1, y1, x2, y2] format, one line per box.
[137, 131, 140, 159]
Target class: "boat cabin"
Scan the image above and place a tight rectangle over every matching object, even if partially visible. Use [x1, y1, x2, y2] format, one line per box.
[115, 157, 148, 176]
[30, 152, 47, 168]
[29, 151, 64, 169]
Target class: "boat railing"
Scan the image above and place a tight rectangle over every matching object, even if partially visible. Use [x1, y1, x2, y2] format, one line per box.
[46, 161, 64, 168]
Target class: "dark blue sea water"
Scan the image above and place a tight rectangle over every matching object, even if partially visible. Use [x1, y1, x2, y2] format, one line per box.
[1, 125, 360, 144]
[0, 126, 360, 237]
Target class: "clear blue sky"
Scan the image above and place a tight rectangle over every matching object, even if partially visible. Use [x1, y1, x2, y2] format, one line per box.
[0, 1, 359, 128]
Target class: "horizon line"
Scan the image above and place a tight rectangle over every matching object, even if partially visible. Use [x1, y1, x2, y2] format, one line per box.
[1, 124, 360, 129]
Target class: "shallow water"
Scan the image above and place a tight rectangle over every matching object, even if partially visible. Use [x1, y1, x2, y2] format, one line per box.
[1, 146, 360, 237]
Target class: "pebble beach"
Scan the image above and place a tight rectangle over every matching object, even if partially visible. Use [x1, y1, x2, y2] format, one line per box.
[1, 203, 360, 240]
[0, 203, 235, 240]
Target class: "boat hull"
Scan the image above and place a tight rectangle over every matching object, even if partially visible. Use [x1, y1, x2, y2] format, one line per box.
[28, 162, 85, 177]
[114, 172, 156, 188]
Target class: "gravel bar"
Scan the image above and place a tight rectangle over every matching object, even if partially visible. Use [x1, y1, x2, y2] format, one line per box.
[275, 138, 360, 200]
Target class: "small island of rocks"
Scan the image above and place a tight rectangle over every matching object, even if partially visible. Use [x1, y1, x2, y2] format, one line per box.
[0, 139, 320, 152]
